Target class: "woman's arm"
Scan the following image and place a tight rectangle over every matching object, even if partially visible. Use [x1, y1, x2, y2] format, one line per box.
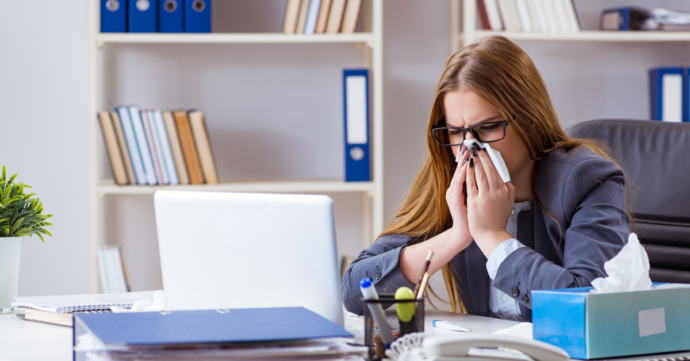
[343, 148, 475, 315]
[492, 157, 629, 309]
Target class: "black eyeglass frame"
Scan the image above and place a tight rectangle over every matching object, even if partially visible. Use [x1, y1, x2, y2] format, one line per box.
[431, 119, 509, 146]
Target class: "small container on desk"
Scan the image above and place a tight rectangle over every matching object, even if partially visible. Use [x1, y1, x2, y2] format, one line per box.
[364, 295, 425, 361]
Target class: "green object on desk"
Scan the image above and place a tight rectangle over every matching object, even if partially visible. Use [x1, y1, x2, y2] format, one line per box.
[395, 286, 416, 322]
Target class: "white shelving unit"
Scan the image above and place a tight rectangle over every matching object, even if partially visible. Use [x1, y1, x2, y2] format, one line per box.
[88, 2, 384, 293]
[450, 0, 690, 51]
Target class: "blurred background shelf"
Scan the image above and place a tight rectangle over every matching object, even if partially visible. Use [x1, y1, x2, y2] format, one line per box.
[460, 30, 690, 43]
[96, 32, 376, 45]
[97, 179, 375, 195]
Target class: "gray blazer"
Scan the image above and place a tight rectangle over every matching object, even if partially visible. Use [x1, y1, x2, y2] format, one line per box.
[342, 147, 629, 321]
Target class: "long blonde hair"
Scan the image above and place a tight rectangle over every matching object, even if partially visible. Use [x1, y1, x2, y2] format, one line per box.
[380, 36, 621, 313]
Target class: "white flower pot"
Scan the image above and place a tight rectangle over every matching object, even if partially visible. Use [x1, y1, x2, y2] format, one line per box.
[0, 236, 23, 313]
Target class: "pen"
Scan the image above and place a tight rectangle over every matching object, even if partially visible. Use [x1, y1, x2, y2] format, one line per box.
[412, 251, 434, 297]
[432, 320, 472, 332]
[416, 272, 430, 299]
[359, 278, 395, 346]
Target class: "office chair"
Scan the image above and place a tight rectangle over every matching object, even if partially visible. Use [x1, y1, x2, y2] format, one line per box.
[567, 119, 690, 283]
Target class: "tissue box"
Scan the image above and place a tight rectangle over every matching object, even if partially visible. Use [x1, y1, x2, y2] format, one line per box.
[533, 284, 690, 359]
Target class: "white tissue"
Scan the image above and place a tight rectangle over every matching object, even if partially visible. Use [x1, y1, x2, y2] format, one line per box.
[457, 139, 511, 183]
[111, 290, 166, 312]
[591, 233, 652, 293]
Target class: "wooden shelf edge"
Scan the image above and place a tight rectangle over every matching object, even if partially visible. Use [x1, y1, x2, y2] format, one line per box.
[96, 32, 375, 44]
[97, 180, 376, 194]
[464, 30, 690, 42]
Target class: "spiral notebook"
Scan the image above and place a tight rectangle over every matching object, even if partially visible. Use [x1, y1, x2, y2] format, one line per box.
[12, 291, 155, 313]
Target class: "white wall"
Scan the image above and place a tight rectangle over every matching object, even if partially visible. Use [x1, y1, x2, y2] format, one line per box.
[0, 1, 91, 296]
[3, 0, 690, 296]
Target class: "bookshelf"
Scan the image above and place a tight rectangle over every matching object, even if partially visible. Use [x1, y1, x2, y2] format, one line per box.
[88, 2, 384, 293]
[449, 0, 690, 51]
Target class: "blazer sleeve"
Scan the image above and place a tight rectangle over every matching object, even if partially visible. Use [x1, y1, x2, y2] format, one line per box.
[341, 233, 416, 315]
[492, 157, 629, 309]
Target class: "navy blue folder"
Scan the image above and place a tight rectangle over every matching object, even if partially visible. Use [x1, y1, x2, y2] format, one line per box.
[343, 69, 372, 182]
[73, 307, 351, 346]
[101, 0, 127, 32]
[128, 0, 157, 33]
[184, 0, 211, 33]
[649, 67, 687, 122]
[159, 0, 183, 32]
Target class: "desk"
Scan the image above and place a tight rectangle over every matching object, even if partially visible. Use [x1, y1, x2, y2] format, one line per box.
[0, 309, 517, 361]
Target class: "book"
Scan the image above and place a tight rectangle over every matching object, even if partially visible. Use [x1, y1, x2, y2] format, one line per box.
[326, 0, 346, 33]
[282, 0, 302, 33]
[129, 105, 157, 185]
[552, 0, 570, 33]
[98, 246, 129, 294]
[116, 106, 147, 185]
[477, 0, 491, 30]
[341, 0, 362, 33]
[162, 110, 190, 184]
[12, 291, 155, 313]
[527, 0, 547, 33]
[173, 110, 204, 184]
[563, 0, 580, 32]
[21, 308, 111, 327]
[110, 110, 137, 185]
[315, 0, 332, 33]
[141, 110, 166, 185]
[540, 0, 559, 33]
[304, 0, 322, 34]
[98, 111, 129, 185]
[295, 0, 311, 34]
[515, 0, 533, 32]
[147, 110, 171, 184]
[153, 110, 179, 185]
[484, 0, 504, 30]
[188, 110, 219, 184]
[497, 0, 521, 32]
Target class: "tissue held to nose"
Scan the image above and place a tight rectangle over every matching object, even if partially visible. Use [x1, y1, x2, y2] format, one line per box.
[591, 233, 652, 293]
[457, 139, 511, 183]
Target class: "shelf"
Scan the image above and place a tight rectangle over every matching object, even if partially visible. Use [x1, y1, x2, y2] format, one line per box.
[96, 32, 375, 45]
[463, 31, 690, 43]
[97, 179, 375, 195]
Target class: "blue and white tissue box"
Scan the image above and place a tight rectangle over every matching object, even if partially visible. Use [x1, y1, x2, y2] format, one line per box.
[533, 284, 690, 359]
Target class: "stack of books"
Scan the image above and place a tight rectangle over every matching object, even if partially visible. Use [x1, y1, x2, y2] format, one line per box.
[478, 0, 581, 34]
[98, 107, 218, 186]
[97, 246, 130, 294]
[283, 0, 363, 34]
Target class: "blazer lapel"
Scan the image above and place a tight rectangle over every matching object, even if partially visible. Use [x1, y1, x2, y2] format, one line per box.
[463, 241, 490, 317]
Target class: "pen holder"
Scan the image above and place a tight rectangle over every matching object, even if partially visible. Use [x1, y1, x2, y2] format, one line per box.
[364, 295, 424, 361]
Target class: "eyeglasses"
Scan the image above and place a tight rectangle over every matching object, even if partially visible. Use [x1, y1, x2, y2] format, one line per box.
[431, 119, 509, 146]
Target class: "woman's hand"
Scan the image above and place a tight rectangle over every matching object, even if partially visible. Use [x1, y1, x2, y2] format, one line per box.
[445, 146, 474, 250]
[465, 144, 515, 258]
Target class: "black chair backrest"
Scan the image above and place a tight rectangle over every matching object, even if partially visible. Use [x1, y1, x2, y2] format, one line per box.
[567, 119, 690, 283]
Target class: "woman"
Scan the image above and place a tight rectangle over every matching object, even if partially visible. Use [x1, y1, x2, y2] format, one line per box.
[342, 36, 629, 322]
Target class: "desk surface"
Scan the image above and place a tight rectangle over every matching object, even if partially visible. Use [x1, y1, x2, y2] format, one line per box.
[0, 309, 518, 361]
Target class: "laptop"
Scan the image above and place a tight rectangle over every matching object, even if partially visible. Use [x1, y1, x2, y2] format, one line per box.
[154, 190, 344, 326]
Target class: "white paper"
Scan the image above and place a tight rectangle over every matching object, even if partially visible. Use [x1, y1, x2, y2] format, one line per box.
[493, 322, 533, 340]
[591, 233, 652, 293]
[458, 139, 511, 183]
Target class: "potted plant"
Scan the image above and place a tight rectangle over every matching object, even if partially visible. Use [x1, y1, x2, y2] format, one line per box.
[0, 166, 52, 313]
